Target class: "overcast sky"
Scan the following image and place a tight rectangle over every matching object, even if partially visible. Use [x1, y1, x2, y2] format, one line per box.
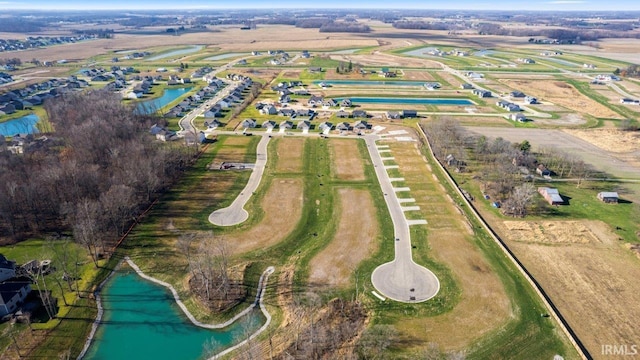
[1, 0, 639, 11]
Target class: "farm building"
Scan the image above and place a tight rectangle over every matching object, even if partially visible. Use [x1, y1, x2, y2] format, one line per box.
[538, 187, 564, 205]
[597, 192, 619, 203]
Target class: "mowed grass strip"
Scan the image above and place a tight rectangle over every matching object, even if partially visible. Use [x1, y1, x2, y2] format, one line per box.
[308, 188, 379, 288]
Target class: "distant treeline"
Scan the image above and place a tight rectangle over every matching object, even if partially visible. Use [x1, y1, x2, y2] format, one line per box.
[319, 21, 371, 33]
[0, 18, 45, 33]
[393, 20, 640, 41]
[72, 28, 115, 39]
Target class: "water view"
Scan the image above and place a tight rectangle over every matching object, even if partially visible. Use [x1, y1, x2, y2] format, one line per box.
[314, 80, 429, 87]
[147, 45, 204, 61]
[84, 270, 264, 360]
[205, 53, 248, 61]
[0, 114, 40, 136]
[136, 87, 193, 114]
[334, 97, 473, 105]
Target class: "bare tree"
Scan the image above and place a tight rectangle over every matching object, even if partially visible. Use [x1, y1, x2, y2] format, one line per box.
[502, 183, 537, 217]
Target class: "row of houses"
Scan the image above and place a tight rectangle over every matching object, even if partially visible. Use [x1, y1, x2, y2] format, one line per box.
[240, 119, 370, 133]
[256, 103, 316, 119]
[307, 96, 354, 108]
[189, 76, 252, 119]
[0, 34, 98, 53]
[0, 77, 88, 116]
[509, 91, 538, 104]
[496, 100, 522, 112]
[335, 109, 368, 118]
[0, 72, 13, 85]
[165, 81, 229, 118]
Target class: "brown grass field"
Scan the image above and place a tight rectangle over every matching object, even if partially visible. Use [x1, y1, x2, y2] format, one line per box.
[491, 219, 640, 358]
[274, 137, 305, 173]
[564, 128, 640, 154]
[501, 79, 623, 119]
[308, 188, 379, 288]
[402, 70, 437, 81]
[383, 135, 511, 351]
[223, 178, 303, 255]
[328, 138, 366, 181]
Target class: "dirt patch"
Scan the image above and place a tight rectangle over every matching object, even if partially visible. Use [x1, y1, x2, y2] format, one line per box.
[308, 188, 379, 288]
[502, 220, 609, 244]
[224, 178, 303, 255]
[564, 128, 640, 153]
[275, 137, 304, 173]
[329, 138, 366, 181]
[403, 70, 436, 81]
[501, 79, 622, 119]
[330, 52, 443, 68]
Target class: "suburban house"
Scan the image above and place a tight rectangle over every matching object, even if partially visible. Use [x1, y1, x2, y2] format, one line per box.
[336, 110, 350, 118]
[308, 95, 323, 107]
[353, 120, 369, 130]
[465, 72, 484, 80]
[460, 83, 474, 90]
[402, 110, 418, 118]
[309, 67, 322, 73]
[472, 89, 492, 98]
[336, 122, 351, 131]
[538, 187, 564, 205]
[496, 101, 521, 112]
[323, 99, 338, 107]
[318, 122, 333, 133]
[279, 94, 291, 104]
[0, 281, 32, 317]
[241, 119, 257, 128]
[205, 119, 222, 130]
[387, 111, 402, 119]
[0, 254, 16, 282]
[341, 98, 352, 107]
[262, 120, 277, 130]
[597, 192, 619, 203]
[298, 121, 311, 131]
[510, 113, 527, 122]
[524, 96, 538, 104]
[510, 91, 526, 98]
[517, 58, 535, 64]
[280, 120, 294, 130]
[278, 108, 295, 117]
[260, 105, 278, 115]
[352, 110, 367, 118]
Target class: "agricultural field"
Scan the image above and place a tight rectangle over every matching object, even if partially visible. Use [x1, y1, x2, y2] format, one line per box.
[2, 14, 640, 360]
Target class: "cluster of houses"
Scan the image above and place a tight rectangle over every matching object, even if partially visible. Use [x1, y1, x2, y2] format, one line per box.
[267, 50, 291, 66]
[0, 254, 32, 318]
[186, 74, 252, 120]
[164, 80, 228, 119]
[594, 74, 621, 82]
[0, 77, 88, 116]
[240, 119, 371, 134]
[540, 51, 563, 57]
[424, 48, 469, 57]
[0, 72, 13, 85]
[0, 134, 54, 155]
[271, 80, 307, 103]
[0, 34, 99, 53]
[516, 58, 536, 64]
[124, 77, 157, 99]
[256, 103, 316, 120]
[509, 91, 538, 105]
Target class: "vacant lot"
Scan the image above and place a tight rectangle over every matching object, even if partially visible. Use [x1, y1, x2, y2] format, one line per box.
[328, 138, 366, 181]
[564, 128, 640, 154]
[402, 70, 437, 81]
[502, 79, 622, 119]
[494, 220, 640, 358]
[308, 188, 378, 288]
[274, 137, 305, 173]
[224, 178, 303, 255]
[386, 138, 511, 351]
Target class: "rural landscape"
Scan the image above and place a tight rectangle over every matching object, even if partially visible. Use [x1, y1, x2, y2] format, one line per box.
[0, 3, 639, 360]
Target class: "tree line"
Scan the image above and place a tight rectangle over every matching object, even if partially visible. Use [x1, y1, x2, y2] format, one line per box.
[422, 119, 594, 218]
[0, 91, 197, 262]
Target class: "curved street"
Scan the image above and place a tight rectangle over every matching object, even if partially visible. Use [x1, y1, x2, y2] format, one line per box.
[208, 133, 270, 226]
[365, 135, 440, 303]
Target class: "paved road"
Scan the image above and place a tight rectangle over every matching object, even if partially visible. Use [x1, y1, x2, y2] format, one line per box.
[365, 135, 440, 303]
[208, 133, 270, 226]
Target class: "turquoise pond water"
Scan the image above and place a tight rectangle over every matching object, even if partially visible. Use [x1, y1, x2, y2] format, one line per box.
[334, 97, 473, 105]
[136, 87, 193, 114]
[85, 270, 264, 360]
[313, 80, 428, 86]
[205, 53, 248, 61]
[0, 114, 40, 136]
[146, 46, 204, 61]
